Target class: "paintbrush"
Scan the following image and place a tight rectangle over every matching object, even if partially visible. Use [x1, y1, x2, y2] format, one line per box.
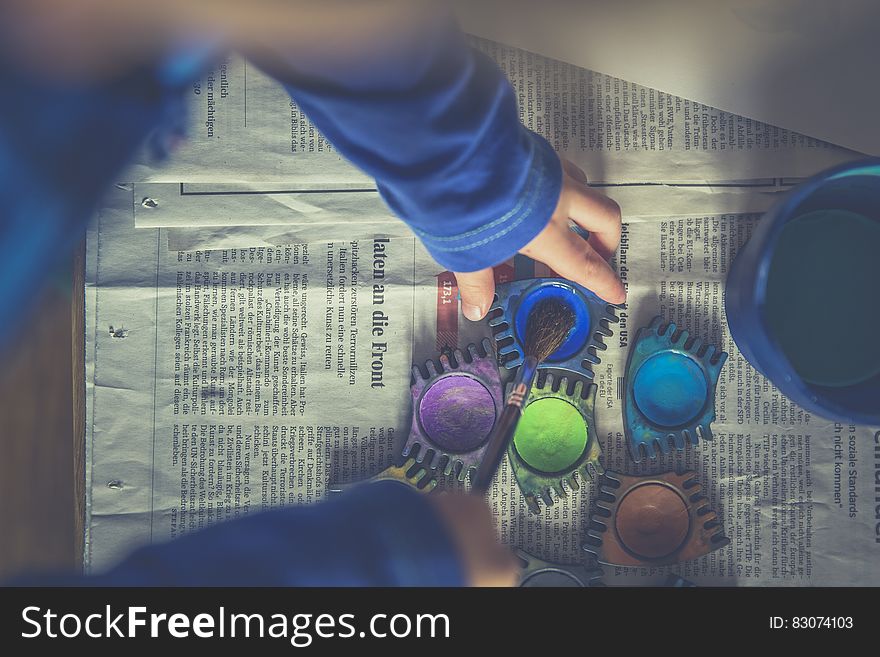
[471, 297, 576, 493]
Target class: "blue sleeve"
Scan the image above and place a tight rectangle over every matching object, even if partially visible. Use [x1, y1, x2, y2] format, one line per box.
[267, 19, 562, 273]
[1, 18, 559, 345]
[82, 482, 466, 587]
[0, 57, 192, 347]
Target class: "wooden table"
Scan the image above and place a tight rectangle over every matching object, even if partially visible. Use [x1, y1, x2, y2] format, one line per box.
[0, 244, 85, 579]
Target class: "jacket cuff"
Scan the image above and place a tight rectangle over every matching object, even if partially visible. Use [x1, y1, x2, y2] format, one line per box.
[410, 129, 562, 273]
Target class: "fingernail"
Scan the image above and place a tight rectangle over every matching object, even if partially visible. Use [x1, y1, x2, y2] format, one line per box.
[463, 303, 485, 321]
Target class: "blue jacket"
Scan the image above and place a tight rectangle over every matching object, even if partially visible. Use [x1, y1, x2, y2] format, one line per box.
[1, 18, 558, 585]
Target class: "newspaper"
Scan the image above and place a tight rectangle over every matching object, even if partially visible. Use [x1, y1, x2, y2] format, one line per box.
[125, 41, 860, 188]
[129, 181, 781, 232]
[455, 1, 880, 156]
[84, 187, 483, 568]
[84, 185, 880, 585]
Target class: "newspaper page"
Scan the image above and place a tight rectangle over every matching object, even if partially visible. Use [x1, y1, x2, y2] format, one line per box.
[129, 182, 781, 231]
[125, 42, 860, 187]
[84, 186, 484, 569]
[454, 0, 880, 157]
[85, 185, 880, 585]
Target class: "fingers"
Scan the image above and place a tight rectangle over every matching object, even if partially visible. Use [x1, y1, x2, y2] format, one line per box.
[561, 159, 589, 185]
[522, 218, 626, 304]
[455, 268, 495, 321]
[455, 158, 624, 317]
[558, 160, 622, 261]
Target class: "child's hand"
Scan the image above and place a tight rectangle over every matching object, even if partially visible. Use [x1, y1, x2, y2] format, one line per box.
[429, 493, 518, 587]
[455, 159, 626, 321]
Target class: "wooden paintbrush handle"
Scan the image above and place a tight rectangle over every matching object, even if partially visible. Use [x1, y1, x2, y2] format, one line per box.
[471, 355, 538, 493]
[471, 404, 522, 494]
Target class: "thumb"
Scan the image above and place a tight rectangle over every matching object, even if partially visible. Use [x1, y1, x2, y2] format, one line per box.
[454, 269, 495, 321]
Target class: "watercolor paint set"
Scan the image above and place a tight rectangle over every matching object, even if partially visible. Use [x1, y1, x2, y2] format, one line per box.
[397, 278, 618, 506]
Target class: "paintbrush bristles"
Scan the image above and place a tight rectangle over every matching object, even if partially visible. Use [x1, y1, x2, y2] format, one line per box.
[524, 298, 575, 363]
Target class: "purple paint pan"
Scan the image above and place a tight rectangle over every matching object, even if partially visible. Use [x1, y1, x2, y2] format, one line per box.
[402, 338, 503, 480]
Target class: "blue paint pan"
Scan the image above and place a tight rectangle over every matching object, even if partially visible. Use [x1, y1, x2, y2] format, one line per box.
[623, 316, 727, 461]
[488, 278, 619, 378]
